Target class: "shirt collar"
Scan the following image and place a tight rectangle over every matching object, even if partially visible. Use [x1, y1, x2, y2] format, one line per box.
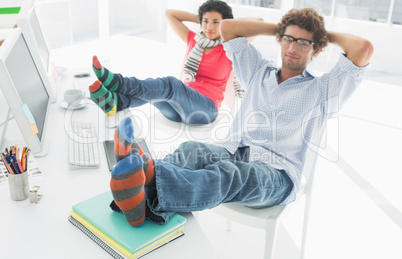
[276, 68, 316, 80]
[303, 69, 315, 78]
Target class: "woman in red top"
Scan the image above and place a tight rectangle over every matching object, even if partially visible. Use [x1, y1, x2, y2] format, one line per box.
[89, 0, 234, 125]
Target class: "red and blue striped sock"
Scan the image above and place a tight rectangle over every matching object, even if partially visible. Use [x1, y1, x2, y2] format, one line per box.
[114, 118, 155, 187]
[110, 117, 146, 227]
[140, 146, 155, 187]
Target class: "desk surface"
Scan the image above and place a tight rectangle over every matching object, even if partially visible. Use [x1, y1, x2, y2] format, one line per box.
[0, 35, 218, 259]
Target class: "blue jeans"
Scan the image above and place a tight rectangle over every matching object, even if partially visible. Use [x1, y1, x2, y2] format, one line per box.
[144, 141, 294, 224]
[115, 74, 218, 125]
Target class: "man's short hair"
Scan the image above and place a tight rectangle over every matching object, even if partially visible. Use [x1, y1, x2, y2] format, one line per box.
[275, 8, 329, 50]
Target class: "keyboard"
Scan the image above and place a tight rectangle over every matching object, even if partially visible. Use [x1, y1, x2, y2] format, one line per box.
[67, 120, 100, 167]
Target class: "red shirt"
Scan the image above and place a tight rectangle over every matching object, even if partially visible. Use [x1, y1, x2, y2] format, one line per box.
[183, 31, 232, 110]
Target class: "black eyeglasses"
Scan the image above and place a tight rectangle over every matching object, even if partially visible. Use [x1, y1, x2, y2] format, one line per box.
[280, 35, 314, 51]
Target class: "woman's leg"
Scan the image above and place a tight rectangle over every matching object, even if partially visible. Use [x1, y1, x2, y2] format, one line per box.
[91, 57, 218, 124]
[152, 102, 182, 122]
[118, 75, 218, 125]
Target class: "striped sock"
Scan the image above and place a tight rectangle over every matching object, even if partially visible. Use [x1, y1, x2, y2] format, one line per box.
[92, 55, 121, 92]
[140, 146, 155, 187]
[89, 80, 117, 116]
[110, 117, 146, 227]
[114, 118, 155, 187]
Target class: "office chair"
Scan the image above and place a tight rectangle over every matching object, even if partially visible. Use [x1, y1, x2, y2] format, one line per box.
[212, 128, 325, 259]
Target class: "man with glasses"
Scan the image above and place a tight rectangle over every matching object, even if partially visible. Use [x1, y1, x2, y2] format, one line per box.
[216, 8, 373, 204]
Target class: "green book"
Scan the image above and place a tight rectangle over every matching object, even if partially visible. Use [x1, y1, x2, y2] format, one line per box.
[0, 7, 21, 15]
[69, 191, 186, 259]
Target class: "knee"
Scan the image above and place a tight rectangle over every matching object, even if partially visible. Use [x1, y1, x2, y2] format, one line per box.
[178, 140, 201, 150]
[165, 76, 177, 81]
[162, 76, 180, 86]
[177, 141, 211, 156]
[184, 113, 216, 125]
[162, 112, 182, 123]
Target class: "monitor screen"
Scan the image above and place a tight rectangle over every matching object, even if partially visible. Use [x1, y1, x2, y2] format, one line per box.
[0, 28, 50, 155]
[5, 31, 48, 141]
[27, 8, 50, 72]
[16, 6, 56, 102]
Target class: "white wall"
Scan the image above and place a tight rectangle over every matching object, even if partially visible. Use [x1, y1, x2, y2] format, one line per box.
[228, 4, 400, 75]
[325, 17, 402, 75]
[33, 0, 400, 75]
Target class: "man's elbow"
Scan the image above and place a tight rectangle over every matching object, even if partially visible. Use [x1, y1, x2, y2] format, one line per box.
[359, 39, 374, 66]
[363, 40, 374, 60]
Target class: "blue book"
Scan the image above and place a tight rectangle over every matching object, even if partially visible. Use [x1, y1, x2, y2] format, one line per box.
[69, 191, 186, 259]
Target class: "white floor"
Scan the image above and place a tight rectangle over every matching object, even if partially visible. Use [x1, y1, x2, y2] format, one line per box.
[194, 74, 402, 259]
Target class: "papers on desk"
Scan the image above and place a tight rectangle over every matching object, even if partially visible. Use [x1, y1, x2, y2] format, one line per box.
[69, 191, 186, 259]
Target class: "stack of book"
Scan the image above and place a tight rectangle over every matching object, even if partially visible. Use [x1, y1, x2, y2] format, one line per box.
[69, 191, 186, 259]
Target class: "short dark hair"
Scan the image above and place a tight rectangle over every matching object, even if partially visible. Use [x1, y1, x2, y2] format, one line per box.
[275, 8, 329, 50]
[198, 0, 234, 23]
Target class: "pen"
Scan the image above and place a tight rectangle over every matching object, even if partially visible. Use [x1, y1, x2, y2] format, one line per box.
[1, 154, 14, 174]
[9, 155, 20, 174]
[24, 154, 28, 172]
[21, 154, 26, 172]
[16, 146, 20, 160]
[25, 150, 30, 172]
[74, 73, 90, 78]
[17, 158, 23, 173]
[21, 147, 27, 161]
[20, 147, 27, 172]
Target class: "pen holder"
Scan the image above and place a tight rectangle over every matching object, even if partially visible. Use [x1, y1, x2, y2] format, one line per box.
[8, 172, 30, 201]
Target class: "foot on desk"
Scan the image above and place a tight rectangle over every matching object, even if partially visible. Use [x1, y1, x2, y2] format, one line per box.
[114, 116, 155, 187]
[92, 55, 121, 92]
[141, 147, 155, 187]
[89, 80, 117, 116]
[110, 117, 146, 227]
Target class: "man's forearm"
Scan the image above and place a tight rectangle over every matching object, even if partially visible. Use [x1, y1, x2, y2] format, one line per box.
[327, 31, 373, 67]
[220, 20, 276, 42]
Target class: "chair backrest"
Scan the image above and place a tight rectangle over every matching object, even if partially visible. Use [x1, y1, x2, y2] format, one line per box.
[301, 125, 326, 195]
[222, 71, 236, 114]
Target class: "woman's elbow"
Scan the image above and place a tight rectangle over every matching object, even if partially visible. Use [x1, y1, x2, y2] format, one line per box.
[220, 20, 233, 42]
[165, 9, 172, 18]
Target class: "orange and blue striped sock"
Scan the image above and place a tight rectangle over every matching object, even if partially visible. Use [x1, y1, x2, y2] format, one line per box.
[114, 118, 155, 187]
[111, 143, 155, 188]
[92, 55, 121, 92]
[110, 117, 146, 227]
[89, 80, 117, 116]
[140, 146, 155, 187]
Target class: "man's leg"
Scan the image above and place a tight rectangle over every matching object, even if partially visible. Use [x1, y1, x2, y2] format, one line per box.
[145, 141, 294, 224]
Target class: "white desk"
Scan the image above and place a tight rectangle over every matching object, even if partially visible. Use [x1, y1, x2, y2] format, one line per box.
[0, 35, 218, 259]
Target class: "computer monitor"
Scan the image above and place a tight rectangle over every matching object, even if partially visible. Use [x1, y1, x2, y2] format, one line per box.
[16, 6, 56, 102]
[0, 27, 50, 156]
